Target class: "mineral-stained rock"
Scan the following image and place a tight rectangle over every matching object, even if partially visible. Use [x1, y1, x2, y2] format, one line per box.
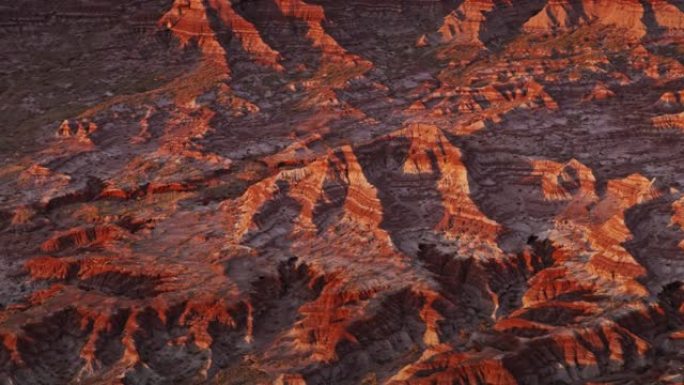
[2, 0, 684, 384]
[583, 82, 616, 101]
[159, 0, 230, 67]
[523, 0, 684, 39]
[655, 90, 684, 109]
[652, 112, 684, 131]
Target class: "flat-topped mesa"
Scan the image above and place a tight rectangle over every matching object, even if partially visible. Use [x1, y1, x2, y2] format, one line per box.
[524, 0, 684, 39]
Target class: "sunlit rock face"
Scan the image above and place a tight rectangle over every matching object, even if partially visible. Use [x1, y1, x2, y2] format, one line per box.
[2, 0, 684, 384]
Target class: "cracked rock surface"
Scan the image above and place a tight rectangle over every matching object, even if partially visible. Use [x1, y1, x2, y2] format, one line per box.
[1, 1, 684, 384]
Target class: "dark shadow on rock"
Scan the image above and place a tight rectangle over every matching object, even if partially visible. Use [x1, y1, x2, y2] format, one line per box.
[479, 0, 548, 51]
[303, 1, 464, 122]
[354, 134, 445, 256]
[450, 75, 684, 253]
[211, 258, 325, 378]
[13, 309, 91, 385]
[312, 154, 349, 235]
[243, 180, 302, 249]
[77, 272, 162, 300]
[127, 304, 208, 385]
[309, 0, 464, 70]
[666, 0, 684, 13]
[624, 194, 684, 294]
[301, 288, 427, 385]
[657, 280, 684, 329]
[640, 0, 665, 40]
[232, 0, 322, 73]
[447, 124, 560, 254]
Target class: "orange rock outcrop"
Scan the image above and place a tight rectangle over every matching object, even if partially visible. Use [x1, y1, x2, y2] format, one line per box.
[2, 0, 684, 384]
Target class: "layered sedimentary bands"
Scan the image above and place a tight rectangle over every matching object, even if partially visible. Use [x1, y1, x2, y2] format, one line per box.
[2, 0, 684, 384]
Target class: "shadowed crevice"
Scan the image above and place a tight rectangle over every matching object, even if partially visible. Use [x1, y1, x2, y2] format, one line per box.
[231, 0, 322, 72]
[353, 135, 445, 256]
[640, 0, 665, 40]
[624, 195, 684, 294]
[479, 0, 548, 50]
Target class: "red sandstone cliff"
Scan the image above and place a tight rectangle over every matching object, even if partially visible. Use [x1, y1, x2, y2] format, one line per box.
[1, 0, 684, 384]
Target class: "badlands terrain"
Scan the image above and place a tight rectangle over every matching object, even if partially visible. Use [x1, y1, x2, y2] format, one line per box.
[2, 0, 684, 384]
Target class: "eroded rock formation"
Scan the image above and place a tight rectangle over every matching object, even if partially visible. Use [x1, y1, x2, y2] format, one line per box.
[2, 0, 684, 384]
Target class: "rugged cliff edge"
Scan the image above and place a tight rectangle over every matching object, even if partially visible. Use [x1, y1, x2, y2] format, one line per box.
[1, 1, 684, 384]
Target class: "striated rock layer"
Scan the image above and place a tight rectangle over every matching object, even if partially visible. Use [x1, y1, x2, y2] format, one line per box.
[2, 0, 684, 384]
